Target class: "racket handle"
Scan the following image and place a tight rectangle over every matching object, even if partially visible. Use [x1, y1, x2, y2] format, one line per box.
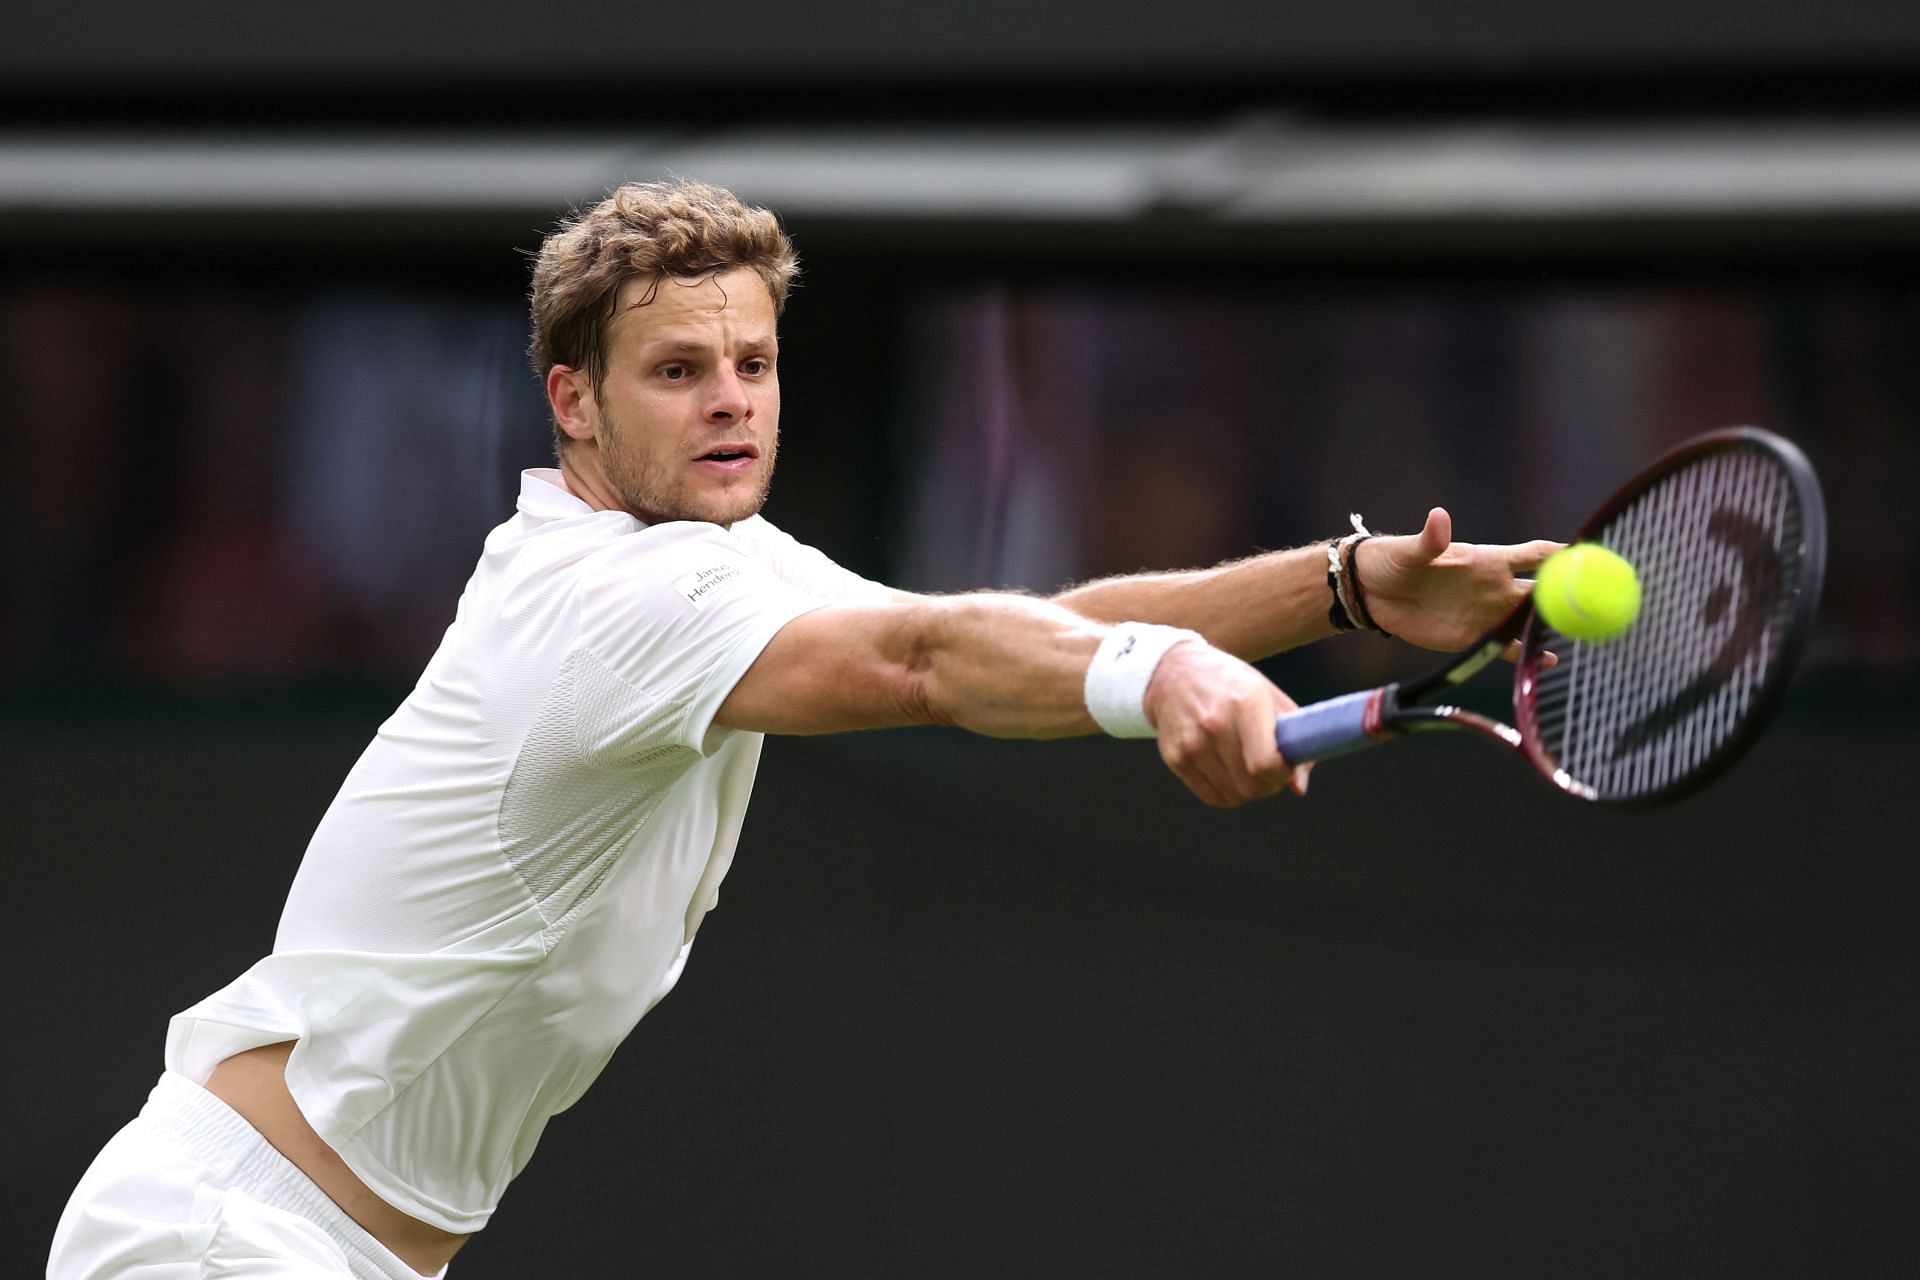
[1272, 688, 1393, 763]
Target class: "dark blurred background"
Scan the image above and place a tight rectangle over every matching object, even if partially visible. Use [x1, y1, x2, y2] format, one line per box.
[6, 3, 1920, 1275]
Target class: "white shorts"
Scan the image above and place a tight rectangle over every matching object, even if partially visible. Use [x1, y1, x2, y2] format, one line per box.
[48, 1072, 442, 1280]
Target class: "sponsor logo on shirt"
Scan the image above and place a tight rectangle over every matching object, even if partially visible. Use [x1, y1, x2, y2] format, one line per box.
[673, 563, 743, 612]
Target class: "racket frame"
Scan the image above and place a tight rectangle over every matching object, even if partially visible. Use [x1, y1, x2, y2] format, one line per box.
[1511, 425, 1827, 808]
[1273, 425, 1826, 807]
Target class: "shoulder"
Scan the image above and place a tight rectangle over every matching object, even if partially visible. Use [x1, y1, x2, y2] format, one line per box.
[726, 513, 800, 555]
[578, 521, 749, 582]
[574, 521, 809, 632]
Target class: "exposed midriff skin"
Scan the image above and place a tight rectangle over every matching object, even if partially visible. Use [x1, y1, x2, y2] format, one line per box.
[203, 1042, 468, 1276]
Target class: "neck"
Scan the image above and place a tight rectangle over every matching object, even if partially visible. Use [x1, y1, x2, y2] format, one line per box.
[557, 449, 626, 516]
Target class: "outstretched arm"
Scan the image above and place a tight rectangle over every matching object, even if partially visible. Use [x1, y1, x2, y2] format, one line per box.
[1051, 545, 1333, 662]
[1052, 508, 1560, 661]
[714, 594, 1310, 807]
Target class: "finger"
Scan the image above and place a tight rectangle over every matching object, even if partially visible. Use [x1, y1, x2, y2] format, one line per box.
[1288, 762, 1313, 797]
[1181, 769, 1229, 808]
[1235, 697, 1295, 799]
[1185, 710, 1257, 807]
[1162, 735, 1230, 808]
[1191, 739, 1249, 807]
[1169, 756, 1226, 807]
[1418, 507, 1452, 559]
[1199, 703, 1262, 803]
[1499, 639, 1558, 666]
[1506, 539, 1565, 574]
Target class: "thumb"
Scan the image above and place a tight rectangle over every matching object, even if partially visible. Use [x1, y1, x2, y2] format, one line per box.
[1411, 507, 1451, 562]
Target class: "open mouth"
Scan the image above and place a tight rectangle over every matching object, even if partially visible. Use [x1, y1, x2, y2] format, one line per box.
[695, 442, 759, 463]
[694, 443, 759, 473]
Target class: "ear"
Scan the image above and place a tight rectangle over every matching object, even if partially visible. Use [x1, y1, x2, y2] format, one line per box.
[546, 365, 598, 445]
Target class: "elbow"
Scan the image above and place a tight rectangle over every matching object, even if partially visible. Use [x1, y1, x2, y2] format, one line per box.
[874, 594, 1083, 737]
[884, 600, 958, 728]
[893, 667, 954, 728]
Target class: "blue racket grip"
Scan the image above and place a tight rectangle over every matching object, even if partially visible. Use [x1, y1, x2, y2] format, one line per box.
[1272, 688, 1393, 763]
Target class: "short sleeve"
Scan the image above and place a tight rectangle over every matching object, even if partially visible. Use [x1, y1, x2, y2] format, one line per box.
[731, 515, 898, 606]
[573, 522, 826, 757]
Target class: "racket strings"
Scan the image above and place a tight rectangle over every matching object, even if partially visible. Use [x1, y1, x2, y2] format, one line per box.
[1528, 445, 1806, 801]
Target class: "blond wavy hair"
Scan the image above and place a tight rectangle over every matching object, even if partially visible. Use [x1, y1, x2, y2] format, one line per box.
[528, 179, 798, 409]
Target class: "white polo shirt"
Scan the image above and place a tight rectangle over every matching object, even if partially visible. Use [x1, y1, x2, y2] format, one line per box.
[165, 469, 891, 1234]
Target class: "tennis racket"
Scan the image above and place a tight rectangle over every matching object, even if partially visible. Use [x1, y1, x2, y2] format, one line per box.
[1271, 426, 1827, 806]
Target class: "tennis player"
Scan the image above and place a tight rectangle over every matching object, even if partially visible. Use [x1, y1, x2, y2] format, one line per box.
[49, 179, 1557, 1279]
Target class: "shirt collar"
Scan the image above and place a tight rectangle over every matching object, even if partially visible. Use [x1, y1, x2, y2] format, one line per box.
[517, 468, 597, 521]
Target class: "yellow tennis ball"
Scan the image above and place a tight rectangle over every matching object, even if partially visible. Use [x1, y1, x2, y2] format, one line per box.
[1534, 543, 1642, 641]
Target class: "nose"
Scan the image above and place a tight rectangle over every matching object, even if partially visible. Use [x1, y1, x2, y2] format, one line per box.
[704, 364, 751, 424]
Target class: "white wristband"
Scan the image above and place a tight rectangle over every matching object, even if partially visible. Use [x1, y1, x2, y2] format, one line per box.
[1083, 623, 1204, 738]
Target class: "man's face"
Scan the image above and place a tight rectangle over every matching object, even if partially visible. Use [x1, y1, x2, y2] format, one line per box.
[590, 267, 779, 526]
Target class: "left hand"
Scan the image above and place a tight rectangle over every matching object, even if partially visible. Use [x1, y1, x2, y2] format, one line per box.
[1351, 508, 1561, 654]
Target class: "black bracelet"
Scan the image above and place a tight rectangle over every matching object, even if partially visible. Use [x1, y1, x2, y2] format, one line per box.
[1343, 535, 1392, 638]
[1325, 540, 1356, 631]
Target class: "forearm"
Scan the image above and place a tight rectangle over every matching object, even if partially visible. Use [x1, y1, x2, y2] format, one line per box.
[1051, 545, 1336, 662]
[919, 598, 1309, 809]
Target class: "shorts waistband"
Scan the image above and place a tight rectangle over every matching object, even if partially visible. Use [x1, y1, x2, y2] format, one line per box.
[142, 1071, 442, 1280]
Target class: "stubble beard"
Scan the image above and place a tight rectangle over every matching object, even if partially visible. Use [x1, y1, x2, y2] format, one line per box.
[598, 405, 777, 528]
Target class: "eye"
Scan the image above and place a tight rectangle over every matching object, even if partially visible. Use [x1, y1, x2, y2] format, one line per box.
[660, 363, 690, 382]
[742, 356, 773, 376]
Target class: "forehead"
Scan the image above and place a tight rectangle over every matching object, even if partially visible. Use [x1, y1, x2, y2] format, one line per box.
[610, 268, 775, 344]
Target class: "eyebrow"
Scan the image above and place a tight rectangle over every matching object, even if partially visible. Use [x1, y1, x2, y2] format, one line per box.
[640, 335, 777, 356]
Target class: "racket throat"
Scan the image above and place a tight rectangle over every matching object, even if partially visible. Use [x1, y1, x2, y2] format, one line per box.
[1398, 703, 1524, 751]
[1401, 636, 1511, 704]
